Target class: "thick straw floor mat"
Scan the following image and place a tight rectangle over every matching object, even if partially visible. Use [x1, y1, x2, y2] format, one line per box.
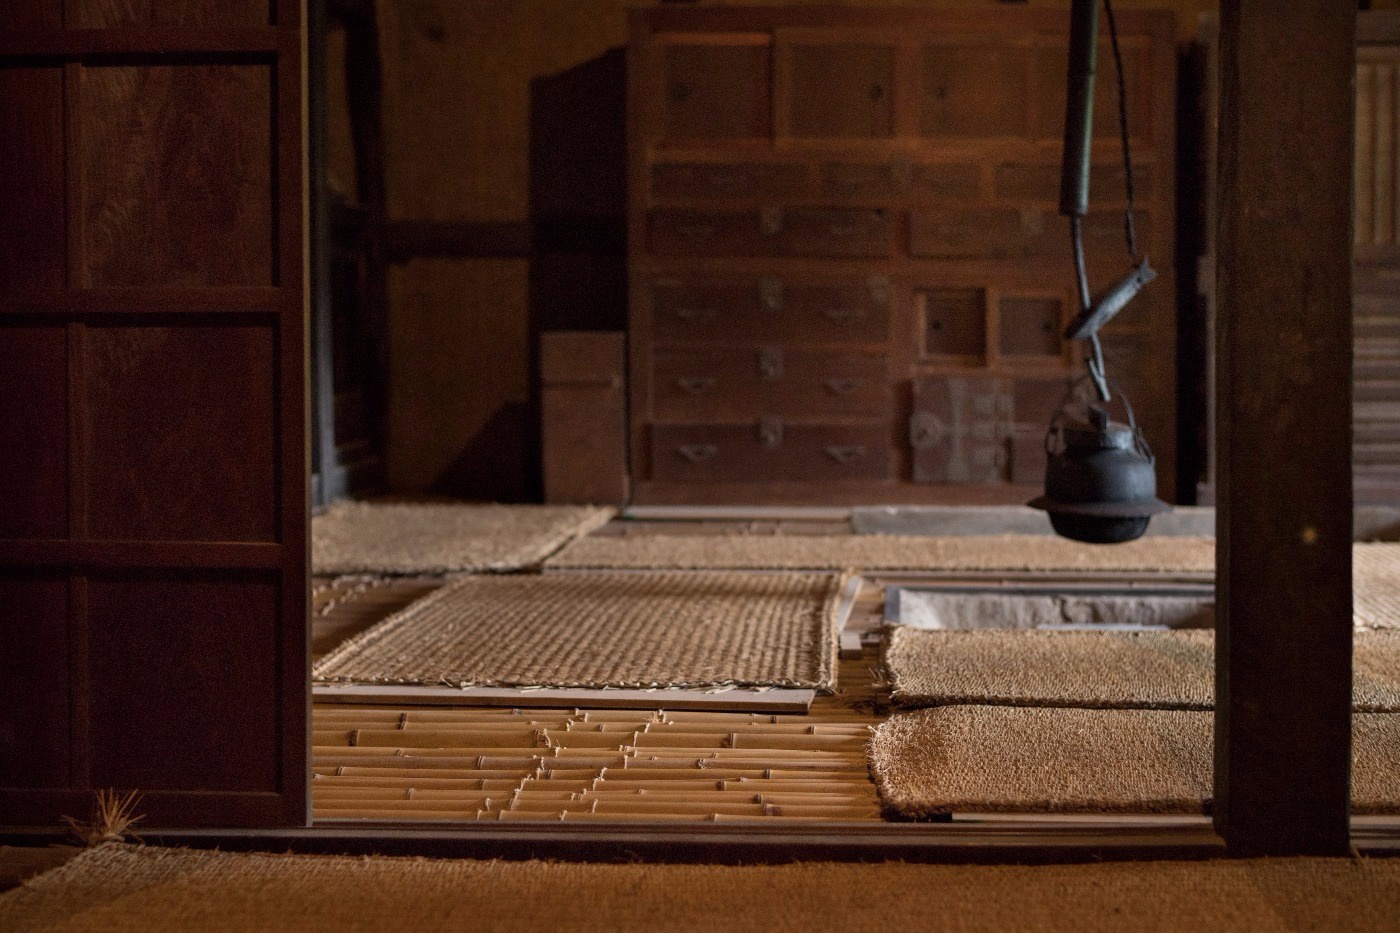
[1355, 542, 1400, 629]
[312, 501, 615, 575]
[313, 571, 842, 691]
[886, 629, 1400, 712]
[869, 707, 1400, 816]
[546, 533, 1216, 574]
[9, 845, 1400, 933]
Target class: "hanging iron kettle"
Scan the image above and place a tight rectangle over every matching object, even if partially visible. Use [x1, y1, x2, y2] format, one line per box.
[1028, 380, 1170, 544]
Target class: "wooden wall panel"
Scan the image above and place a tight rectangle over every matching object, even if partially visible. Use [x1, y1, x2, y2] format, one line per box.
[85, 323, 278, 543]
[0, 575, 70, 789]
[67, 0, 270, 28]
[0, 0, 61, 28]
[0, 326, 68, 539]
[79, 64, 274, 288]
[0, 67, 65, 293]
[87, 574, 280, 792]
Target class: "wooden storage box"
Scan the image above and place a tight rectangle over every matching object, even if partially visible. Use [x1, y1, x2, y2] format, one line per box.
[541, 332, 629, 505]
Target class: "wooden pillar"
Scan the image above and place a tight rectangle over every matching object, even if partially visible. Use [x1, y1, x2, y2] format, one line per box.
[1214, 0, 1355, 855]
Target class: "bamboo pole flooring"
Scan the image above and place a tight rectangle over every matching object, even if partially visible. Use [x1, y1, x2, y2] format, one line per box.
[312, 573, 891, 825]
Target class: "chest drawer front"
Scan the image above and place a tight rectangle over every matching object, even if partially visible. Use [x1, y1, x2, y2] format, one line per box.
[650, 208, 777, 256]
[651, 423, 893, 483]
[909, 208, 1051, 260]
[649, 208, 891, 257]
[820, 162, 911, 200]
[653, 348, 889, 420]
[652, 277, 892, 345]
[652, 162, 809, 200]
[781, 207, 892, 257]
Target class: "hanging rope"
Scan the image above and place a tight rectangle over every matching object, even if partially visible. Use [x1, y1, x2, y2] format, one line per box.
[1103, 0, 1141, 265]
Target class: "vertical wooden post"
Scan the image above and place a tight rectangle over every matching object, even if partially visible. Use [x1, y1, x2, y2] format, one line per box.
[1214, 0, 1355, 855]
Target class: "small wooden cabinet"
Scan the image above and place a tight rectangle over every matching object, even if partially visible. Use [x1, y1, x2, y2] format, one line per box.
[627, 6, 1177, 505]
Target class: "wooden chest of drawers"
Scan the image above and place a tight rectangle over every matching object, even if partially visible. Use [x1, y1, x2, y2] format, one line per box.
[626, 6, 1178, 505]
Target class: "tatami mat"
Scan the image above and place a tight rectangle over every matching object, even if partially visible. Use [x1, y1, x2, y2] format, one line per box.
[885, 629, 1400, 712]
[312, 501, 615, 575]
[545, 533, 1217, 574]
[9, 844, 1400, 933]
[869, 706, 1400, 817]
[313, 571, 842, 692]
[1355, 543, 1400, 629]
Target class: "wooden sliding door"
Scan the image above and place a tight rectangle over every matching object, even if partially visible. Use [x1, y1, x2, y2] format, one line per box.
[0, 0, 307, 828]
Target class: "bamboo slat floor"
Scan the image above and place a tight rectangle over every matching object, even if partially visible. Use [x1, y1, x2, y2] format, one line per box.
[311, 574, 891, 825]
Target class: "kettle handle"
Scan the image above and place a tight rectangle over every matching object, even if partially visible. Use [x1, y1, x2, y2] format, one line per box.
[1045, 375, 1155, 465]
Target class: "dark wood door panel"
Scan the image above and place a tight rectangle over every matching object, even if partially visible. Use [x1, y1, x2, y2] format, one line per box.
[0, 1, 305, 830]
[0, 574, 70, 789]
[85, 322, 278, 543]
[79, 63, 274, 288]
[0, 325, 68, 539]
[0, 66, 65, 293]
[87, 572, 280, 792]
[67, 0, 271, 28]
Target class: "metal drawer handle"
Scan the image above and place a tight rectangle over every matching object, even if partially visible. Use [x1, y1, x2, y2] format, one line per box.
[822, 306, 863, 324]
[675, 376, 716, 396]
[759, 277, 784, 311]
[868, 276, 891, 307]
[825, 444, 868, 464]
[678, 444, 718, 463]
[761, 207, 784, 236]
[824, 378, 862, 395]
[759, 415, 784, 450]
[673, 307, 717, 324]
[758, 347, 785, 382]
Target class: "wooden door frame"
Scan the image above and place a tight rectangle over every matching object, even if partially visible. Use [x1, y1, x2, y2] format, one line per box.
[1, 0, 1375, 858]
[277, 0, 1364, 859]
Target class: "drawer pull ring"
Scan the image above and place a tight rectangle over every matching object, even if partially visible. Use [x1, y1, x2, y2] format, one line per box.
[824, 378, 861, 395]
[825, 445, 868, 464]
[759, 415, 784, 450]
[758, 347, 785, 382]
[674, 307, 717, 324]
[676, 377, 716, 396]
[759, 277, 784, 311]
[678, 444, 718, 464]
[761, 208, 784, 236]
[822, 306, 862, 324]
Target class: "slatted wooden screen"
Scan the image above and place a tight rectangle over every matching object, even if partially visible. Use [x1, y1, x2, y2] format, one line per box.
[0, 0, 307, 829]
